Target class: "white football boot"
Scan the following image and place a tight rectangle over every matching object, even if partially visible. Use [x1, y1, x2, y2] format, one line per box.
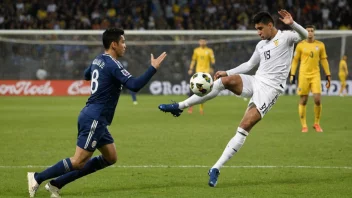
[27, 172, 39, 197]
[45, 182, 61, 198]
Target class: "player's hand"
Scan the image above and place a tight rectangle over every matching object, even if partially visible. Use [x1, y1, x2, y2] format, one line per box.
[278, 9, 294, 25]
[188, 69, 193, 75]
[290, 75, 296, 84]
[151, 52, 167, 69]
[325, 75, 331, 89]
[214, 71, 228, 81]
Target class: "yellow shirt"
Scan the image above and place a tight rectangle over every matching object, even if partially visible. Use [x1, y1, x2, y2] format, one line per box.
[291, 40, 330, 78]
[192, 47, 215, 73]
[339, 59, 348, 76]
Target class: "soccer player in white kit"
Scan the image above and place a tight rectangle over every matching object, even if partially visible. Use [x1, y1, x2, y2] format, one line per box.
[158, 10, 308, 187]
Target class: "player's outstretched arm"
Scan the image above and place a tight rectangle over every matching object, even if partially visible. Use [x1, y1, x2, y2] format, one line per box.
[124, 52, 167, 92]
[278, 9, 308, 40]
[226, 48, 260, 76]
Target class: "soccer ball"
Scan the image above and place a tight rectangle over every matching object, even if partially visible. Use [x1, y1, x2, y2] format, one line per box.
[36, 69, 48, 80]
[189, 72, 213, 96]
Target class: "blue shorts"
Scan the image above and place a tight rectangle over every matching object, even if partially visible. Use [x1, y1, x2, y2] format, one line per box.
[77, 112, 114, 152]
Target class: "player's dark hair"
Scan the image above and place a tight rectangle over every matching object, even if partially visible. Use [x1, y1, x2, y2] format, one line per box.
[102, 28, 124, 49]
[252, 11, 274, 25]
[305, 25, 316, 30]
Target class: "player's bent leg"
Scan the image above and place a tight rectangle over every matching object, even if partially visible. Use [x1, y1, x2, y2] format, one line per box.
[28, 147, 92, 197]
[50, 145, 115, 191]
[49, 131, 116, 191]
[299, 95, 308, 132]
[312, 93, 323, 132]
[209, 105, 261, 187]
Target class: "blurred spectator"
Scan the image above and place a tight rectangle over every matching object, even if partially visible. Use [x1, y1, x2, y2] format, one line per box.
[0, 0, 351, 30]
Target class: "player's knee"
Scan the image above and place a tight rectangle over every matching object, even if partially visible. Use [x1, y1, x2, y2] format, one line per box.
[314, 99, 321, 106]
[71, 158, 89, 170]
[239, 121, 253, 132]
[221, 76, 238, 87]
[299, 97, 308, 105]
[222, 75, 242, 95]
[103, 154, 118, 165]
[107, 156, 118, 165]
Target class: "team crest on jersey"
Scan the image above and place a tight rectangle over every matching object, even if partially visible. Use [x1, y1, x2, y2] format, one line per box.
[273, 39, 279, 47]
[315, 46, 319, 50]
[91, 140, 97, 148]
[121, 69, 131, 76]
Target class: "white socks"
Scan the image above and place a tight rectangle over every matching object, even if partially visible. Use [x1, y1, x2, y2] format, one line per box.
[212, 127, 249, 170]
[179, 79, 225, 109]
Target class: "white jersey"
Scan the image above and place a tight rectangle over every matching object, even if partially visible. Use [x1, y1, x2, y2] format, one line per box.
[253, 30, 302, 92]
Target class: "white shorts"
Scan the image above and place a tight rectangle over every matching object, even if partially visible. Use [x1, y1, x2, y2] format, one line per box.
[239, 74, 281, 118]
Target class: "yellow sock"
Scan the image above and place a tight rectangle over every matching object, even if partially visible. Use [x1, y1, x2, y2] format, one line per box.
[314, 104, 322, 124]
[200, 104, 204, 112]
[298, 104, 307, 128]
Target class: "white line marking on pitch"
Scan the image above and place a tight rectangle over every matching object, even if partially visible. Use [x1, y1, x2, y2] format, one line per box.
[0, 165, 351, 169]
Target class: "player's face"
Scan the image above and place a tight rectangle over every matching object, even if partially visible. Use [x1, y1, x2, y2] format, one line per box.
[199, 39, 207, 47]
[255, 22, 273, 40]
[114, 35, 126, 57]
[307, 28, 315, 39]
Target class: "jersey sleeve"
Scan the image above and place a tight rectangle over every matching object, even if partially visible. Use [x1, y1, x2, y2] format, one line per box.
[320, 43, 328, 59]
[290, 43, 301, 75]
[226, 45, 260, 76]
[285, 30, 302, 44]
[209, 49, 215, 64]
[108, 61, 132, 84]
[286, 22, 308, 44]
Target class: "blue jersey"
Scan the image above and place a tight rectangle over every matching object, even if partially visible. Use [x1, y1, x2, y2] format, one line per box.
[81, 53, 156, 125]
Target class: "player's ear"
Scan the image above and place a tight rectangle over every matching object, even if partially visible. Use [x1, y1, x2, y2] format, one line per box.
[111, 41, 116, 50]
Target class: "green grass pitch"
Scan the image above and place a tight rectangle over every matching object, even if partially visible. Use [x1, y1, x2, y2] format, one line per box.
[0, 95, 351, 197]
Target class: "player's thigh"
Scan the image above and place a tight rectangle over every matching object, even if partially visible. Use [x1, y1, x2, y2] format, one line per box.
[250, 80, 280, 119]
[311, 75, 322, 94]
[77, 113, 110, 152]
[339, 75, 346, 84]
[297, 76, 310, 95]
[239, 104, 262, 132]
[221, 74, 251, 96]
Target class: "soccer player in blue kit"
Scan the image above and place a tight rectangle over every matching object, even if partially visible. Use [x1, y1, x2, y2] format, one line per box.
[27, 28, 167, 197]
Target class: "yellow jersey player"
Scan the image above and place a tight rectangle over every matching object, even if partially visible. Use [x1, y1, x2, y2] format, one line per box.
[290, 25, 331, 133]
[338, 55, 348, 96]
[187, 38, 215, 114]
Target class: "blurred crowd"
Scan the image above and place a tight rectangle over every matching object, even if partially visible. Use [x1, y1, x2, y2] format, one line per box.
[0, 0, 351, 30]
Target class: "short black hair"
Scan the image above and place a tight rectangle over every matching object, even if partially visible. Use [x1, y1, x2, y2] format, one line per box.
[102, 28, 124, 49]
[305, 25, 316, 30]
[252, 11, 274, 25]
